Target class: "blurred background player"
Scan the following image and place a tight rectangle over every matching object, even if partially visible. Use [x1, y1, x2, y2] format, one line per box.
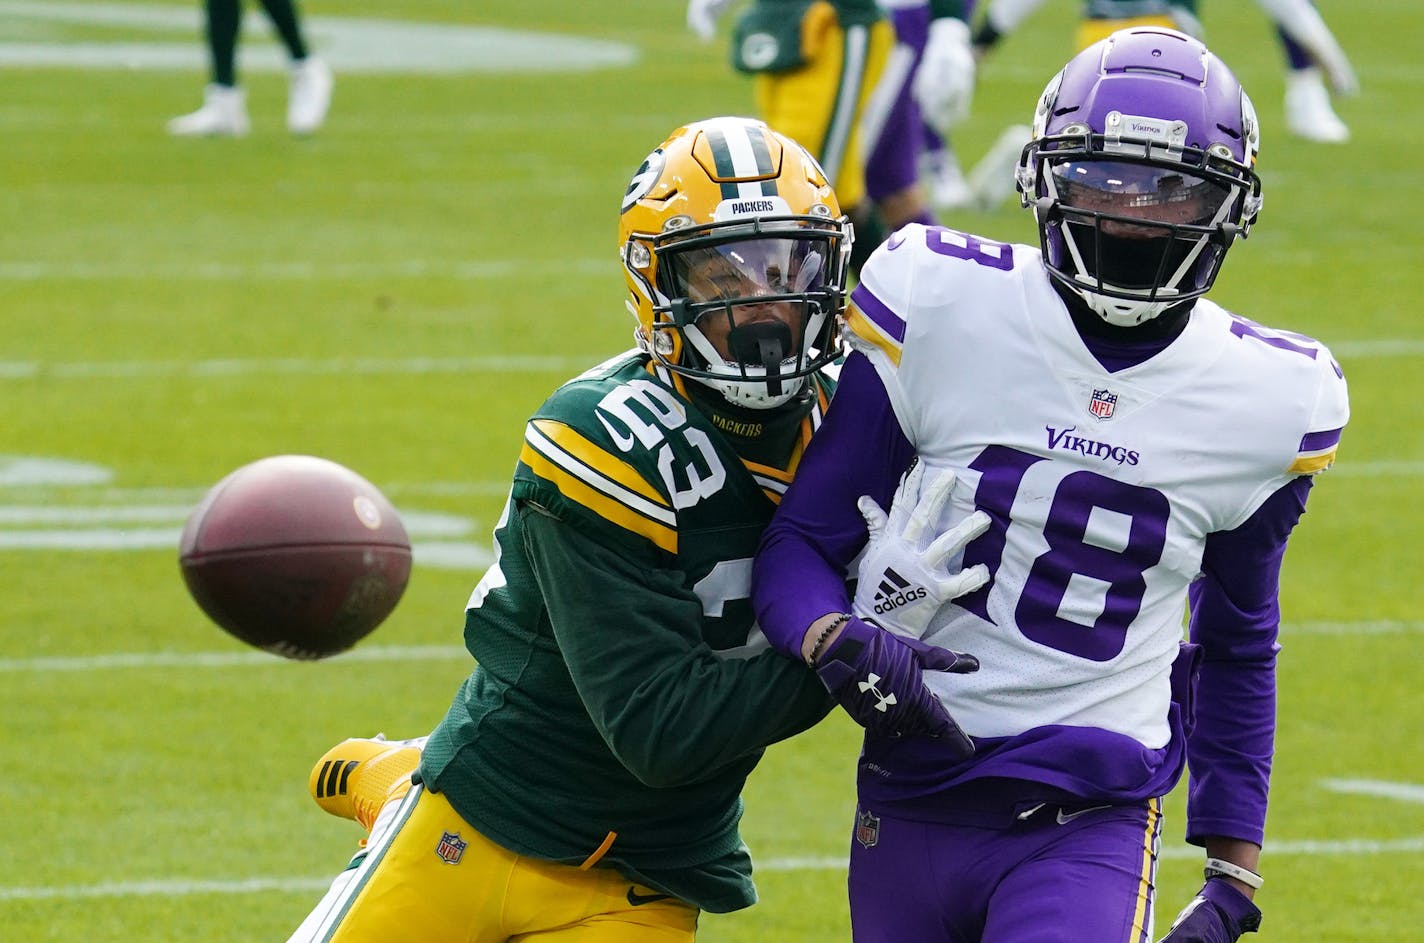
[971, 0, 1357, 141]
[286, 116, 856, 942]
[752, 26, 1348, 943]
[689, 0, 961, 269]
[168, 0, 333, 136]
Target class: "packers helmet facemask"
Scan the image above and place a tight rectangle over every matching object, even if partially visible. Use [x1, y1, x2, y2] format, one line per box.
[620, 117, 852, 410]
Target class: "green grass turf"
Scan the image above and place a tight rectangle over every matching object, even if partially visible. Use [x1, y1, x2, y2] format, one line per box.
[2, 1, 1420, 940]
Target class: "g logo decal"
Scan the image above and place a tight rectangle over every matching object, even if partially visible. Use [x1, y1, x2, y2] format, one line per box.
[621, 149, 666, 213]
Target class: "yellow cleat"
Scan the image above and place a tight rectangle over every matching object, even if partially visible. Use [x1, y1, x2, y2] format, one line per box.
[309, 735, 425, 832]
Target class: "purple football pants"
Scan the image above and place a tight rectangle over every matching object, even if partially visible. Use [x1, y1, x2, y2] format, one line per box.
[864, 4, 930, 204]
[847, 798, 1163, 943]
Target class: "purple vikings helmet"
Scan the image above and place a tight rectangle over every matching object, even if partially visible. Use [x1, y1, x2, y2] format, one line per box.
[1015, 28, 1263, 326]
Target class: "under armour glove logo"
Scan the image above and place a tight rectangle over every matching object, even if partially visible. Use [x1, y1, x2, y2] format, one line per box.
[858, 673, 897, 712]
[815, 616, 978, 749]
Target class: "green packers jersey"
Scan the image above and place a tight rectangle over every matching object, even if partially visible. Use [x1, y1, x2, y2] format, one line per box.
[420, 351, 836, 914]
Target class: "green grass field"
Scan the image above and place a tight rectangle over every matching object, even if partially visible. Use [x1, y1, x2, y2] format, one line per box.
[2, 1, 1420, 939]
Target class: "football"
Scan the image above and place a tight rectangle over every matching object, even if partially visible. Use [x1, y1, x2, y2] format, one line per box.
[179, 455, 412, 660]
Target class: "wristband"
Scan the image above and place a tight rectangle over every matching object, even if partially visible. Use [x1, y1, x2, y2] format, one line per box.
[1203, 857, 1264, 889]
[807, 613, 852, 666]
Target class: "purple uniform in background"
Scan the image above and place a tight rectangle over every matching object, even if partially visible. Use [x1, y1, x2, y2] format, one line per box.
[864, 1, 932, 204]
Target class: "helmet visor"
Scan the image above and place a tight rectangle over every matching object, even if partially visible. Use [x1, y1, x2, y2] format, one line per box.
[660, 236, 831, 305]
[1049, 159, 1232, 230]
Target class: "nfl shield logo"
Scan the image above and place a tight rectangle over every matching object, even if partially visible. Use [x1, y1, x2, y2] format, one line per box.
[435, 831, 467, 865]
[855, 809, 880, 849]
[1088, 388, 1118, 420]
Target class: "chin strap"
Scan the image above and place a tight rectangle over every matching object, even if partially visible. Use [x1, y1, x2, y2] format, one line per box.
[728, 320, 793, 397]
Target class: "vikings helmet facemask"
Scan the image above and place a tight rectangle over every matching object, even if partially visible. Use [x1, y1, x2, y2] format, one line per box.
[1016, 28, 1263, 326]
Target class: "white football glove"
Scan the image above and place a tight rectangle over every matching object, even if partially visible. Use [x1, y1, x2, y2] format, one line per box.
[687, 0, 735, 42]
[1253, 0, 1358, 95]
[913, 17, 976, 134]
[852, 463, 991, 640]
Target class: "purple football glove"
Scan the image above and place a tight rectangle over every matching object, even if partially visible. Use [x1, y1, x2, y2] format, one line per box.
[814, 615, 978, 748]
[1159, 879, 1262, 942]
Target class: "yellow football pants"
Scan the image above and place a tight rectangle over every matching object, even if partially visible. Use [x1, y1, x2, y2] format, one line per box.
[753, 1, 896, 211]
[287, 784, 699, 943]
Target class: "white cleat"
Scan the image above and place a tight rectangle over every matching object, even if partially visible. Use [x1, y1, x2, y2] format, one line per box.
[167, 84, 250, 137]
[1284, 67, 1349, 143]
[288, 57, 334, 134]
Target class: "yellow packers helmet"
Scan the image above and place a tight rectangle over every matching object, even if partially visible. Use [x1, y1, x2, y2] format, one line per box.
[619, 116, 852, 410]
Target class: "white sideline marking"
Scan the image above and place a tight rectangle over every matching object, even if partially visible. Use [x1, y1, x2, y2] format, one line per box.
[0, 2, 638, 74]
[0, 341, 1416, 385]
[0, 258, 607, 282]
[1282, 620, 1424, 635]
[4, 837, 1423, 901]
[0, 645, 467, 673]
[0, 355, 591, 380]
[1321, 779, 1424, 804]
[1, 621, 1417, 674]
[1333, 339, 1424, 358]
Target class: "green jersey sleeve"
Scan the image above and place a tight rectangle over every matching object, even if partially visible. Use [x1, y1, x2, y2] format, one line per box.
[520, 502, 832, 788]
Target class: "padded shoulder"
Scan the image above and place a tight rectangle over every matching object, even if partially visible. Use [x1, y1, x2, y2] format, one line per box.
[515, 355, 685, 555]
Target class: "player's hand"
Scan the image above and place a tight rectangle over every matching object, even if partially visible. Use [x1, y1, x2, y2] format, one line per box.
[814, 615, 979, 750]
[852, 463, 990, 639]
[687, 0, 734, 41]
[913, 17, 976, 133]
[1158, 880, 1263, 942]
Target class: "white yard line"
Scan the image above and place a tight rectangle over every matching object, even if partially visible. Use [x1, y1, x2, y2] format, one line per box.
[4, 836, 1422, 900]
[0, 258, 607, 283]
[0, 355, 592, 380]
[1, 621, 1418, 674]
[0, 341, 1418, 385]
[1320, 779, 1424, 804]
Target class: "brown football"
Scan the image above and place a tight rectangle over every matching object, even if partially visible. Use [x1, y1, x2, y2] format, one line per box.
[179, 455, 412, 659]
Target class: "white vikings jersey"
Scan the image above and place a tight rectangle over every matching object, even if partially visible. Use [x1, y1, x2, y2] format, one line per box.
[845, 224, 1349, 748]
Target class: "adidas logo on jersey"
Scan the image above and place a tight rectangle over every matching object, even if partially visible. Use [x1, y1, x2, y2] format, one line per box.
[872, 568, 927, 614]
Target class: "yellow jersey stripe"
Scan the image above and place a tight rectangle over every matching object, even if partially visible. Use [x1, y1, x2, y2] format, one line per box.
[1288, 449, 1338, 475]
[530, 419, 669, 508]
[846, 305, 904, 367]
[519, 441, 678, 554]
[524, 423, 675, 526]
[743, 459, 794, 485]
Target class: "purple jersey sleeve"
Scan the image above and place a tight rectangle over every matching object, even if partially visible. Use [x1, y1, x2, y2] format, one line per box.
[752, 353, 916, 659]
[1184, 474, 1314, 847]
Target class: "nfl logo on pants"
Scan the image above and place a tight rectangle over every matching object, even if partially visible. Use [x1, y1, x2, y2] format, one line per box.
[436, 830, 467, 865]
[855, 809, 880, 849]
